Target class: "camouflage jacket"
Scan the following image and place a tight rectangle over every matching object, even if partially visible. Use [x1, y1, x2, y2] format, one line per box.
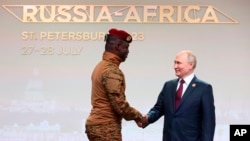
[86, 51, 142, 125]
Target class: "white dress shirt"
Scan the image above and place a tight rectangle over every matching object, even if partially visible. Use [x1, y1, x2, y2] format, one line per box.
[176, 73, 195, 97]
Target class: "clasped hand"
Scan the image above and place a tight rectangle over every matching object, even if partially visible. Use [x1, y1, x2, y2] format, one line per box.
[136, 115, 148, 128]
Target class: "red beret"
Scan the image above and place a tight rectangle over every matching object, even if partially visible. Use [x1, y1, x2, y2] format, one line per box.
[108, 28, 132, 43]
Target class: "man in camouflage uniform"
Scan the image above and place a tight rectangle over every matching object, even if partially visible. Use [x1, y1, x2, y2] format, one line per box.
[85, 28, 143, 141]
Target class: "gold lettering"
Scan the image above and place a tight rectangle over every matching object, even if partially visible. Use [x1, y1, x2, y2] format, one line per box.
[61, 32, 68, 40]
[54, 32, 61, 40]
[88, 6, 94, 22]
[23, 6, 38, 22]
[99, 32, 105, 40]
[185, 6, 201, 23]
[21, 31, 35, 40]
[75, 32, 82, 40]
[57, 47, 83, 55]
[1, 5, 237, 23]
[57, 5, 72, 22]
[47, 32, 54, 40]
[68, 32, 75, 40]
[143, 6, 157, 22]
[160, 6, 174, 23]
[124, 6, 141, 22]
[40, 32, 47, 40]
[83, 32, 90, 40]
[96, 6, 112, 22]
[40, 6, 56, 22]
[72, 6, 87, 22]
[77, 47, 83, 55]
[202, 6, 219, 23]
[177, 6, 182, 23]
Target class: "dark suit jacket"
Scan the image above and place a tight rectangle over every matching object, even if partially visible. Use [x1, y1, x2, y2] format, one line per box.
[147, 76, 215, 141]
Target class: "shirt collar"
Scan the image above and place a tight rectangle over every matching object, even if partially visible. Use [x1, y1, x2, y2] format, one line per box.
[102, 51, 122, 66]
[180, 73, 195, 85]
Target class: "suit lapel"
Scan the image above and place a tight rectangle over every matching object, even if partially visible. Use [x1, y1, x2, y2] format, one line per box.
[172, 79, 179, 112]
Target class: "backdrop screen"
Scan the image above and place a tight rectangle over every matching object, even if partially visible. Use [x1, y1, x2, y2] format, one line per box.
[0, 0, 250, 141]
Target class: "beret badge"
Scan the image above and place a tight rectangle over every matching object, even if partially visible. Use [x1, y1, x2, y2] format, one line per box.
[126, 36, 132, 42]
[108, 28, 133, 43]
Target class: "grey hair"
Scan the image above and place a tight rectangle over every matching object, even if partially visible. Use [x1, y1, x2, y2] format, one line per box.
[185, 50, 197, 69]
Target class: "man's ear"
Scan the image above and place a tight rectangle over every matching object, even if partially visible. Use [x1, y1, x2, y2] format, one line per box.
[115, 43, 121, 51]
[189, 62, 194, 69]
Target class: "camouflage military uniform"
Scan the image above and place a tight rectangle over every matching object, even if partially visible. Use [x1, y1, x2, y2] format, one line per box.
[85, 51, 142, 141]
[85, 122, 122, 141]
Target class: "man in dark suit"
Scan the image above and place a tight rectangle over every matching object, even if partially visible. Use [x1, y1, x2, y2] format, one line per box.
[140, 50, 216, 141]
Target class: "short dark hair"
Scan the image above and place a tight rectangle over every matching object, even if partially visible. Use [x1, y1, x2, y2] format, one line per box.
[105, 35, 121, 51]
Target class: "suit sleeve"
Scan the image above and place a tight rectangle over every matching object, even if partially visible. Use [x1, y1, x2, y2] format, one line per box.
[102, 68, 142, 121]
[201, 84, 216, 141]
[147, 84, 166, 124]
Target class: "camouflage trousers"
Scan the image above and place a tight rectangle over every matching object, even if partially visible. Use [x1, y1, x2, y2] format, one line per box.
[85, 122, 122, 141]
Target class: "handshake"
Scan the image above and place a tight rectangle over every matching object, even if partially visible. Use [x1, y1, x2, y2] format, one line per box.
[136, 115, 149, 128]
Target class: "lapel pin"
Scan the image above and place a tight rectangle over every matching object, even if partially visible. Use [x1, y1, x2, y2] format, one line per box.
[192, 83, 196, 87]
